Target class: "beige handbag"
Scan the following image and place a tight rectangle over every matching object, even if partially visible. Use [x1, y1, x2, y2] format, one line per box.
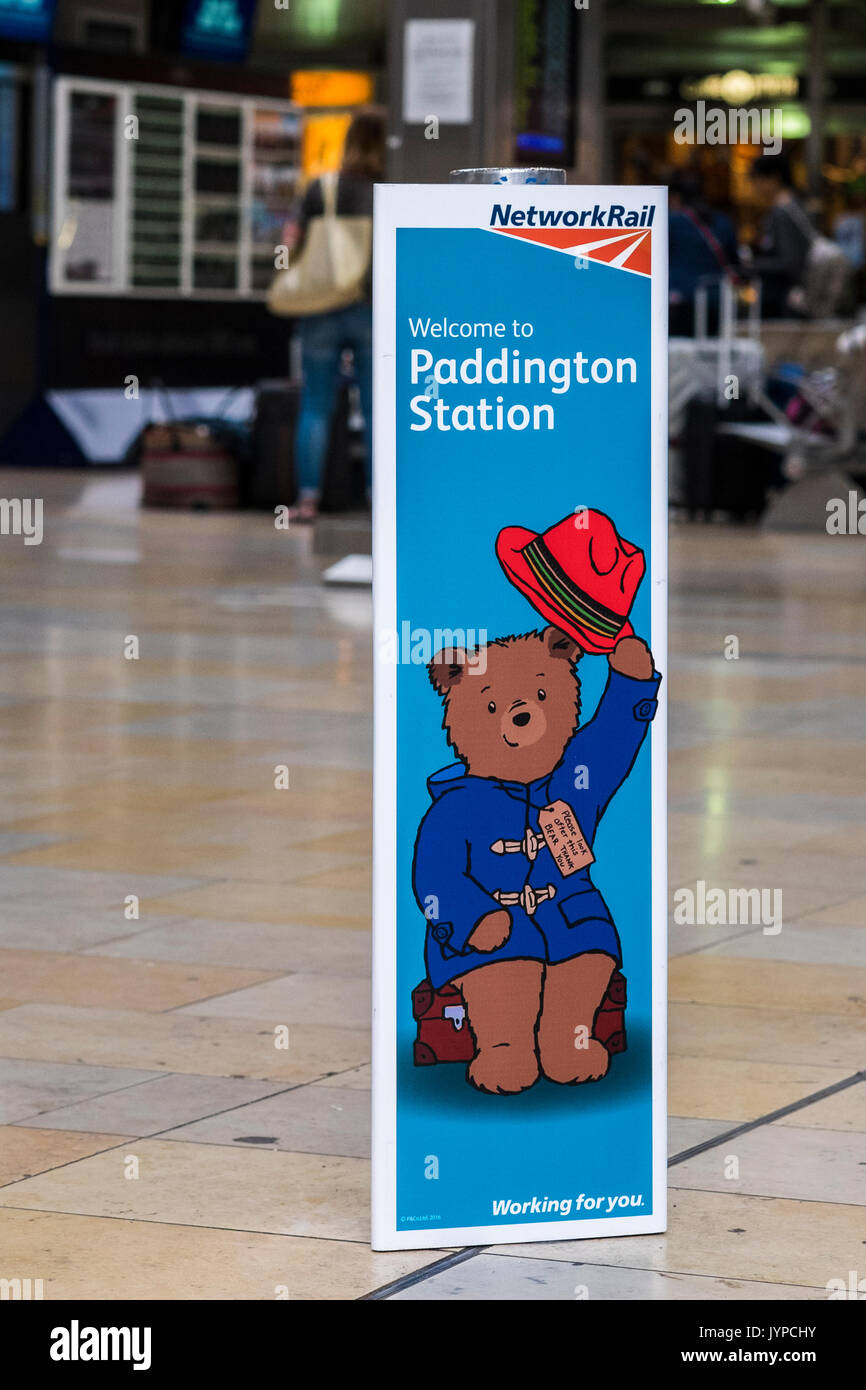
[267, 171, 372, 317]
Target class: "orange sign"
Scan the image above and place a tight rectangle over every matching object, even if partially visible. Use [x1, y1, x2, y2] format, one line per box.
[301, 113, 353, 179]
[290, 71, 374, 109]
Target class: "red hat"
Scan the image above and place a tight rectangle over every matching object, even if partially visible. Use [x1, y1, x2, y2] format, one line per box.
[496, 510, 645, 654]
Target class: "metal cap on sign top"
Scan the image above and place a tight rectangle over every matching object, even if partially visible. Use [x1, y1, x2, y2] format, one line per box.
[449, 167, 566, 185]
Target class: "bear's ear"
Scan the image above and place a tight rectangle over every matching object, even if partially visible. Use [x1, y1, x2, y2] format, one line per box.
[543, 626, 583, 664]
[428, 648, 469, 694]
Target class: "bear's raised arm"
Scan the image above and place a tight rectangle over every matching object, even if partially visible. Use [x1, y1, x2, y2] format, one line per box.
[412, 795, 502, 956]
[563, 661, 661, 827]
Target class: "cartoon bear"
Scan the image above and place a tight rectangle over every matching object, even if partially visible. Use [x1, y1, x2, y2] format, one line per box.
[412, 626, 660, 1094]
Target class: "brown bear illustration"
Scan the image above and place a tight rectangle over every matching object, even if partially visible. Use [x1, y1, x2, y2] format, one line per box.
[416, 626, 657, 1094]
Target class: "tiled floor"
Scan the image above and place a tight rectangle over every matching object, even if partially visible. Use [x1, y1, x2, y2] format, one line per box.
[0, 468, 863, 1300]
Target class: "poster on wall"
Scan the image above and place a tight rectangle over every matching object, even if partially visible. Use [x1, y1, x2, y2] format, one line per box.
[372, 181, 668, 1250]
[402, 19, 474, 126]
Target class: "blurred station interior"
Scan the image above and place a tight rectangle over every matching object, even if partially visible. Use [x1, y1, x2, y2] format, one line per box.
[0, 0, 864, 1304]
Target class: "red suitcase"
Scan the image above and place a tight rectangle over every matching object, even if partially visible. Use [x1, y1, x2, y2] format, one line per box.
[140, 422, 239, 511]
[412, 970, 627, 1066]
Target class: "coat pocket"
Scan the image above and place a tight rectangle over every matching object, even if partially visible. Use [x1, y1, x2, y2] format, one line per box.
[558, 885, 610, 929]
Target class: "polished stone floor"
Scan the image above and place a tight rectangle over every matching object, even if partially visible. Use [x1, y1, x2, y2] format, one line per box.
[0, 468, 863, 1300]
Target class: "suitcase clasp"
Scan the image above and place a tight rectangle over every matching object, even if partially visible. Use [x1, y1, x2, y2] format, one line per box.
[443, 1004, 466, 1031]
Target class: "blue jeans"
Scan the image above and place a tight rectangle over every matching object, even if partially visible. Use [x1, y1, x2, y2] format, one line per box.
[295, 302, 373, 497]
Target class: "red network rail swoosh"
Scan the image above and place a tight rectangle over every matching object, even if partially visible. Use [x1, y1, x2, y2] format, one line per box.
[493, 225, 652, 276]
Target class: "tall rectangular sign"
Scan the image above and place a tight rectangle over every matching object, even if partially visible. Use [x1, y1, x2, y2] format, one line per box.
[373, 183, 667, 1249]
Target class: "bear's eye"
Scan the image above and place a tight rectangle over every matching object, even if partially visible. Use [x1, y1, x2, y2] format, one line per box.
[537, 688, 546, 702]
[487, 701, 496, 714]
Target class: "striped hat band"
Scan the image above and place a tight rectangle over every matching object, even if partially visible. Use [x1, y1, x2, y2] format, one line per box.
[521, 536, 627, 642]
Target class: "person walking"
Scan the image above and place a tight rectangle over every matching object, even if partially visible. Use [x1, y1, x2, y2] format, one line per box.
[747, 153, 813, 318]
[276, 112, 384, 522]
[668, 170, 739, 336]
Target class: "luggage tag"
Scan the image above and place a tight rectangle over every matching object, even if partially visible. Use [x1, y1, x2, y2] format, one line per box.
[538, 799, 595, 876]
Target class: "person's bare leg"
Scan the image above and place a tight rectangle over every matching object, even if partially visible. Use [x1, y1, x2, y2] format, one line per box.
[455, 960, 544, 1094]
[537, 952, 616, 1084]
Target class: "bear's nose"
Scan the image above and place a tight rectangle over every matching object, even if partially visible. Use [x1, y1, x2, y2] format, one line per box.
[512, 711, 531, 728]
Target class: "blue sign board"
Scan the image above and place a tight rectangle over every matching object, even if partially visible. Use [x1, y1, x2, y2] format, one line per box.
[180, 0, 259, 62]
[373, 182, 668, 1249]
[0, 0, 58, 42]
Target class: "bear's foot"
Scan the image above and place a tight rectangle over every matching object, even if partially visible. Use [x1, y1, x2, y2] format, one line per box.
[537, 952, 616, 1086]
[541, 1038, 610, 1086]
[468, 1045, 539, 1095]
